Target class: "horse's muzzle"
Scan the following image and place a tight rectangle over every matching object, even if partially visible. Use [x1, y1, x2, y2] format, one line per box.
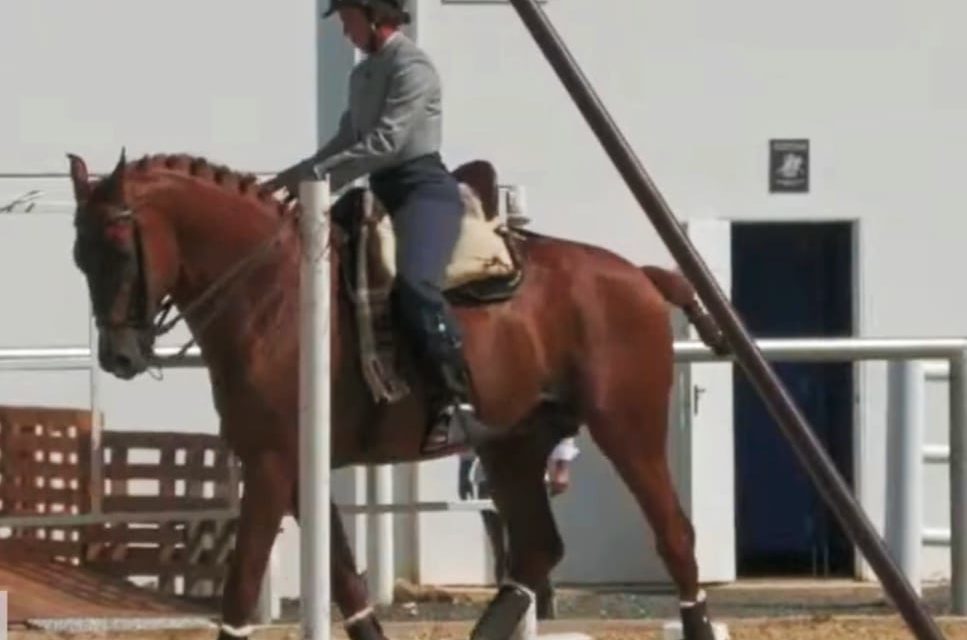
[98, 327, 150, 379]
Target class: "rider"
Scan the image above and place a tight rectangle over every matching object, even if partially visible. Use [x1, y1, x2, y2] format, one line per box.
[267, 0, 490, 454]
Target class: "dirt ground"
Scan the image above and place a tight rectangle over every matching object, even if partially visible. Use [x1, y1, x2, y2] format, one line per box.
[10, 581, 967, 640]
[11, 617, 967, 640]
[369, 579, 957, 621]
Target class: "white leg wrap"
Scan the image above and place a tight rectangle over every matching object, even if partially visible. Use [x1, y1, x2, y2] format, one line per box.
[344, 606, 375, 627]
[219, 623, 254, 638]
[500, 578, 536, 601]
[680, 589, 707, 608]
[499, 579, 537, 640]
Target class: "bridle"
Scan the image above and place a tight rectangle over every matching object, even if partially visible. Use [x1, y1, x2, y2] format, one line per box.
[93, 203, 299, 369]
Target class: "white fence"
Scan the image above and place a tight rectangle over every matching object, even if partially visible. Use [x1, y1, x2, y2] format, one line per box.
[0, 337, 965, 614]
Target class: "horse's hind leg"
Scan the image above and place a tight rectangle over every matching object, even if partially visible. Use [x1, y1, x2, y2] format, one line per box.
[469, 429, 563, 638]
[288, 488, 388, 640]
[583, 359, 718, 639]
[328, 501, 388, 640]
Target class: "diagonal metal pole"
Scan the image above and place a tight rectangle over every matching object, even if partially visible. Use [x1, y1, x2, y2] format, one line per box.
[505, 1, 946, 638]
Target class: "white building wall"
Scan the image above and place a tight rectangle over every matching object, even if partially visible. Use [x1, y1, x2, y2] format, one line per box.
[0, 0, 335, 603]
[416, 0, 967, 585]
[0, 0, 965, 598]
[0, 0, 318, 174]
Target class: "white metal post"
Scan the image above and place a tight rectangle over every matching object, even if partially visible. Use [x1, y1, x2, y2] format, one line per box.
[298, 178, 332, 640]
[885, 360, 925, 595]
[949, 351, 967, 614]
[353, 466, 369, 576]
[504, 184, 529, 228]
[408, 461, 422, 585]
[368, 465, 395, 605]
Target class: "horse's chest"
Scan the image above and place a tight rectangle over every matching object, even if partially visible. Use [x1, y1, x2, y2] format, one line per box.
[209, 368, 297, 455]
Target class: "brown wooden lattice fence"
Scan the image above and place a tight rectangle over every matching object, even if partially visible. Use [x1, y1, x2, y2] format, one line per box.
[0, 405, 242, 598]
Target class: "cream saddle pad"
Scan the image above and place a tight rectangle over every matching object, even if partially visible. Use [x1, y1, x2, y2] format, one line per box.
[369, 183, 518, 289]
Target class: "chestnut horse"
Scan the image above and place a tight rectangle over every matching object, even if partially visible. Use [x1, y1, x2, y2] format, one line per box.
[67, 150, 727, 640]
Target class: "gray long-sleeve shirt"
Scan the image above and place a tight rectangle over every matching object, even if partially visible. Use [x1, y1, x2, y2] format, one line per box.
[306, 32, 444, 192]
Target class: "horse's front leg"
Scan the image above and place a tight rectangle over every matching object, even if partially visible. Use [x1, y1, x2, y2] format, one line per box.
[217, 449, 294, 640]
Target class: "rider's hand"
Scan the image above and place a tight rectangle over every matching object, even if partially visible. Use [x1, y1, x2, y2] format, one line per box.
[547, 460, 571, 496]
[264, 162, 309, 199]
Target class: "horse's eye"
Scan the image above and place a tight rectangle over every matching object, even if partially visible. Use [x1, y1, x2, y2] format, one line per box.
[103, 221, 134, 249]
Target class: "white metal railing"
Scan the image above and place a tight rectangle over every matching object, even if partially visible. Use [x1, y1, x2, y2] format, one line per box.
[885, 361, 958, 573]
[0, 337, 966, 614]
[922, 362, 953, 546]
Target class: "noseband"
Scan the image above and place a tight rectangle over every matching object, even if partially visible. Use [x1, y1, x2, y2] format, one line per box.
[92, 207, 155, 334]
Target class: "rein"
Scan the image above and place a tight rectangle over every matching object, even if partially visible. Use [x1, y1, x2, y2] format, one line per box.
[149, 208, 297, 365]
[155, 206, 299, 365]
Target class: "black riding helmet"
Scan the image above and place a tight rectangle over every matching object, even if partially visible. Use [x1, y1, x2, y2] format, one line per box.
[323, 0, 411, 24]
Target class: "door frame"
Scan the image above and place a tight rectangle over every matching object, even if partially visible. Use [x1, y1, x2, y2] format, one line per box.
[673, 218, 736, 583]
[684, 214, 866, 579]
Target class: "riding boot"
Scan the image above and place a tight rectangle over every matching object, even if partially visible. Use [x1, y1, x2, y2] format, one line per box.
[393, 278, 496, 453]
[419, 314, 493, 454]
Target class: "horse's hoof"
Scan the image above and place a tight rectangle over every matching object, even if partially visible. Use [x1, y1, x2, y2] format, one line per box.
[469, 582, 535, 640]
[679, 599, 718, 640]
[346, 613, 389, 640]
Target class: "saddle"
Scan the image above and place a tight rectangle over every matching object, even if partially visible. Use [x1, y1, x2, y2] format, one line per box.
[333, 160, 527, 403]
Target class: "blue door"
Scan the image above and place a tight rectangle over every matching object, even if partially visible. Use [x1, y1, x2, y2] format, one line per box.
[732, 222, 855, 576]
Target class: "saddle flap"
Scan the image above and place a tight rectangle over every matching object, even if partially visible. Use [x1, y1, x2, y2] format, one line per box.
[346, 179, 526, 405]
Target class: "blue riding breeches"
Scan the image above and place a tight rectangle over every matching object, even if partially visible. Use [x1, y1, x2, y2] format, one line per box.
[368, 153, 465, 363]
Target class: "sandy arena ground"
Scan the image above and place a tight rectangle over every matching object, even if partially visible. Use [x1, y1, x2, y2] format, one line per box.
[11, 617, 967, 640]
[10, 581, 967, 640]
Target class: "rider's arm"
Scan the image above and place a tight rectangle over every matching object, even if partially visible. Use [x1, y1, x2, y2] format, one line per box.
[315, 110, 355, 163]
[310, 59, 432, 190]
[268, 109, 353, 191]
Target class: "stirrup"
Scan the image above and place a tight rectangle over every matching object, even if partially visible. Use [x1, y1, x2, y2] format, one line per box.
[421, 402, 490, 454]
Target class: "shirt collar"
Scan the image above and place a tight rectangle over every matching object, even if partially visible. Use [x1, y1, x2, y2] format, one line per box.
[362, 29, 403, 60]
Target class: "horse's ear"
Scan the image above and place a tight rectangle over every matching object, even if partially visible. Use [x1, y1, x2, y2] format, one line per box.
[114, 147, 127, 175]
[66, 153, 91, 203]
[104, 147, 128, 203]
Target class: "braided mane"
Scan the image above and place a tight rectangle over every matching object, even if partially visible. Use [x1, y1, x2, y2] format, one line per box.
[125, 153, 297, 217]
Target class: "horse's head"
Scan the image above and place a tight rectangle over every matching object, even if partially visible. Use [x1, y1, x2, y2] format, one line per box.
[68, 149, 179, 379]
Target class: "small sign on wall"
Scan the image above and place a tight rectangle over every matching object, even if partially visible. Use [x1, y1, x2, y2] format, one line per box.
[769, 139, 809, 193]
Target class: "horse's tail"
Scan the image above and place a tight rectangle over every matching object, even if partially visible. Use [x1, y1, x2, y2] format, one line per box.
[639, 265, 730, 356]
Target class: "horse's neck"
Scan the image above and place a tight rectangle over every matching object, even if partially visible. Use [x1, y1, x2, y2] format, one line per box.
[159, 180, 299, 366]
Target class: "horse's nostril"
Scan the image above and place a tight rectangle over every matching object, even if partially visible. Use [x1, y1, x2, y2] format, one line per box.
[114, 353, 134, 371]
